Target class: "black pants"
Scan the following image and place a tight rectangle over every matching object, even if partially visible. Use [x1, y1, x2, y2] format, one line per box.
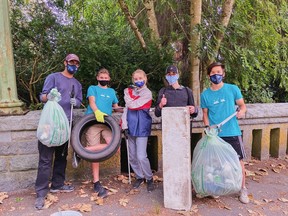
[35, 141, 68, 198]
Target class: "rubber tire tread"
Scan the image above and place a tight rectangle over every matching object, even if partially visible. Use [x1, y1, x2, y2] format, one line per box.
[71, 114, 121, 162]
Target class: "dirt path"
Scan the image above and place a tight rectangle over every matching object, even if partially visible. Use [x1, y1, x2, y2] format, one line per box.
[1, 157, 288, 216]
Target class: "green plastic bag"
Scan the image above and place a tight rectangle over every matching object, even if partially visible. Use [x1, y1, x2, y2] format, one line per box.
[192, 128, 242, 197]
[37, 88, 69, 147]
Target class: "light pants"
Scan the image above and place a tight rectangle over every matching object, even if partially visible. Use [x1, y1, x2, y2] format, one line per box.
[128, 136, 153, 180]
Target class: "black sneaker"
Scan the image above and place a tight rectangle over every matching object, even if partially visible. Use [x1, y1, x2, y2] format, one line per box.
[94, 181, 108, 198]
[72, 152, 81, 168]
[133, 178, 144, 189]
[34, 197, 45, 210]
[146, 178, 154, 192]
[50, 184, 75, 193]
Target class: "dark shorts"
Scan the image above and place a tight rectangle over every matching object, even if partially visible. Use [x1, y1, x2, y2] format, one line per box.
[220, 136, 246, 160]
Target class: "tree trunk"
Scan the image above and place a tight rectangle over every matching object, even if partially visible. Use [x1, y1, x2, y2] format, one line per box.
[118, 0, 147, 50]
[143, 0, 160, 43]
[207, 0, 235, 66]
[190, 0, 202, 106]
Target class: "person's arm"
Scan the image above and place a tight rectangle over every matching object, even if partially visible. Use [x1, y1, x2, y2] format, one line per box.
[154, 88, 165, 117]
[88, 96, 99, 112]
[186, 87, 198, 118]
[202, 108, 209, 127]
[236, 98, 246, 119]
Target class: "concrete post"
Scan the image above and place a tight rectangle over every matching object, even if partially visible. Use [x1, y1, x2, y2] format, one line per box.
[0, 0, 25, 115]
[162, 107, 192, 211]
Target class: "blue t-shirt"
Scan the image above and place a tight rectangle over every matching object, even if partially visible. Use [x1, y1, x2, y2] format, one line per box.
[200, 83, 242, 137]
[85, 85, 119, 115]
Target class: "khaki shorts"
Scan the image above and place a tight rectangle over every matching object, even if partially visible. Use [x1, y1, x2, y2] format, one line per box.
[85, 124, 112, 146]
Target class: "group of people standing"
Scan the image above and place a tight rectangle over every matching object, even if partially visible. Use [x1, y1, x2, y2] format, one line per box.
[34, 53, 249, 210]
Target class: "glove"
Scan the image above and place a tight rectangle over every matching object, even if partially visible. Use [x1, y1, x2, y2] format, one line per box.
[70, 98, 77, 106]
[94, 109, 107, 123]
[47, 88, 61, 102]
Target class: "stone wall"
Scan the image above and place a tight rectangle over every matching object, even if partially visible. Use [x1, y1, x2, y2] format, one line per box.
[0, 103, 288, 192]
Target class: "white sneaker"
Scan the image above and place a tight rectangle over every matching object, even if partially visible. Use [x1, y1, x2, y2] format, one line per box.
[239, 187, 249, 204]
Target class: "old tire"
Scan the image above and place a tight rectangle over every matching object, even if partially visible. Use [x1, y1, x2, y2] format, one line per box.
[71, 114, 121, 162]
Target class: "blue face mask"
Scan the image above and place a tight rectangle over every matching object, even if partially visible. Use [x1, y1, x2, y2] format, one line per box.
[67, 64, 78, 74]
[210, 74, 223, 84]
[134, 80, 145, 88]
[165, 74, 179, 85]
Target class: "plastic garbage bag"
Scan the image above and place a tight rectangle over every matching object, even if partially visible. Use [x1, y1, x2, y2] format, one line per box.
[192, 128, 242, 197]
[37, 88, 69, 147]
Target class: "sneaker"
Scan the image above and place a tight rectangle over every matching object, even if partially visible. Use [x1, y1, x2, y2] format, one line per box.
[50, 184, 75, 193]
[34, 197, 45, 210]
[239, 187, 249, 204]
[94, 181, 108, 198]
[146, 179, 154, 192]
[72, 152, 81, 168]
[133, 178, 144, 189]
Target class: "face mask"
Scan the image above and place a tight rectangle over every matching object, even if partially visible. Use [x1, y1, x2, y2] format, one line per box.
[165, 74, 179, 85]
[98, 80, 110, 86]
[67, 64, 78, 74]
[210, 74, 223, 84]
[134, 80, 145, 88]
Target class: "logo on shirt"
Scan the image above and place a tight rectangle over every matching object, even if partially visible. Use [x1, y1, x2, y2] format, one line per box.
[213, 98, 226, 105]
[100, 94, 110, 98]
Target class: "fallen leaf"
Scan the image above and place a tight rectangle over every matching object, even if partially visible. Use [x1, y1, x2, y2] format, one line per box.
[122, 179, 129, 184]
[81, 180, 91, 184]
[95, 197, 104, 205]
[245, 169, 255, 177]
[278, 198, 288, 203]
[0, 192, 9, 204]
[117, 175, 127, 181]
[176, 210, 192, 215]
[108, 188, 118, 194]
[252, 199, 263, 205]
[127, 189, 140, 195]
[80, 194, 89, 198]
[224, 206, 232, 210]
[252, 176, 261, 182]
[119, 198, 129, 207]
[44, 194, 58, 209]
[255, 171, 268, 176]
[272, 168, 280, 173]
[263, 198, 273, 203]
[191, 205, 198, 213]
[79, 204, 92, 212]
[60, 204, 70, 211]
[277, 163, 286, 169]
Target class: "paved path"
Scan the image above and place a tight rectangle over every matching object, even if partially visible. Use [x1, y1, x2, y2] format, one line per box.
[1, 157, 288, 216]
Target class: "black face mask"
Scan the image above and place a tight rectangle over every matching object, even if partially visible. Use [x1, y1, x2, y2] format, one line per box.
[98, 80, 110, 86]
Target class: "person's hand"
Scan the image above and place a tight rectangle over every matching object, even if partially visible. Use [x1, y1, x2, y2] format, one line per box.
[187, 105, 195, 114]
[94, 110, 107, 123]
[159, 94, 167, 108]
[123, 129, 129, 138]
[70, 98, 77, 106]
[47, 88, 60, 101]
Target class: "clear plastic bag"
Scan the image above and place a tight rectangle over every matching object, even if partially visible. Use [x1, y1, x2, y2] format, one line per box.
[192, 128, 242, 197]
[37, 88, 69, 147]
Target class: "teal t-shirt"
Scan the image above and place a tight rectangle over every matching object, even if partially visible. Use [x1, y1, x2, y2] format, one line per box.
[85, 85, 119, 115]
[200, 83, 243, 137]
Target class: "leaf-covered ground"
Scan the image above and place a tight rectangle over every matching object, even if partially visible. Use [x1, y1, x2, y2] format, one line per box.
[1, 157, 288, 216]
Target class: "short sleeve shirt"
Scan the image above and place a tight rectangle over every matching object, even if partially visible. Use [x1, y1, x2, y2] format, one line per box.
[200, 83, 243, 137]
[85, 85, 119, 115]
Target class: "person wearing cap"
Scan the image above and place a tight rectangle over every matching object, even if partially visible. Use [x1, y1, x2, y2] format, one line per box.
[154, 65, 198, 118]
[34, 54, 83, 210]
[200, 62, 249, 204]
